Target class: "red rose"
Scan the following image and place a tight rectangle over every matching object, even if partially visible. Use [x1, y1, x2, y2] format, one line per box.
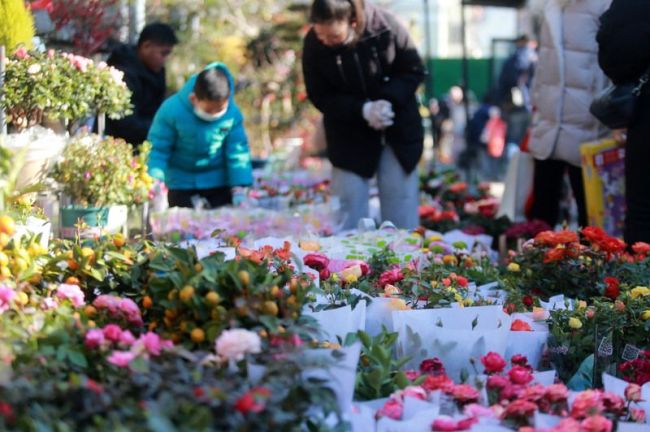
[508, 366, 533, 385]
[481, 352, 507, 374]
[603, 277, 620, 300]
[420, 357, 446, 375]
[511, 354, 529, 367]
[501, 384, 525, 401]
[543, 248, 566, 264]
[234, 387, 271, 414]
[193, 386, 205, 398]
[378, 268, 404, 288]
[522, 295, 534, 307]
[0, 402, 14, 424]
[510, 319, 533, 332]
[303, 253, 329, 271]
[456, 276, 469, 288]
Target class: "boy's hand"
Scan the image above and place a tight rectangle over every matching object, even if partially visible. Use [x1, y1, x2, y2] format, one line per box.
[232, 187, 248, 206]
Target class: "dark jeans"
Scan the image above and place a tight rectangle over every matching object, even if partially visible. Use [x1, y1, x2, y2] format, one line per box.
[529, 158, 588, 228]
[168, 187, 232, 209]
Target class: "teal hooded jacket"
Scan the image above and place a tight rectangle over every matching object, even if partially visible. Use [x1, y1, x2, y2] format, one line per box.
[147, 63, 253, 190]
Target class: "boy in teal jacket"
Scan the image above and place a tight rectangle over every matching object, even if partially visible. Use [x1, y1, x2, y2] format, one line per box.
[147, 62, 253, 208]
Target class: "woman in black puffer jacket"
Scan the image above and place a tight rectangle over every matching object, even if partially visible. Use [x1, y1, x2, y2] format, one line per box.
[302, 0, 426, 230]
[597, 0, 650, 245]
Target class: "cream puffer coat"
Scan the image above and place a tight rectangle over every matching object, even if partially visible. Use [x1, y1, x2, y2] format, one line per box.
[529, 0, 611, 167]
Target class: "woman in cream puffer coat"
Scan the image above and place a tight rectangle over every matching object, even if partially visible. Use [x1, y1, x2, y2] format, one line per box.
[528, 0, 611, 228]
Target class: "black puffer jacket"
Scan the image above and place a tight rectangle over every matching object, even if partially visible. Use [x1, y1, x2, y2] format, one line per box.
[105, 44, 167, 146]
[302, 3, 426, 178]
[597, 0, 650, 244]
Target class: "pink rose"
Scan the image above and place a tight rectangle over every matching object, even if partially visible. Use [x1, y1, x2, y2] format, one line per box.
[601, 392, 625, 416]
[432, 416, 477, 431]
[303, 253, 330, 271]
[377, 399, 403, 420]
[107, 350, 136, 368]
[630, 408, 647, 423]
[449, 384, 480, 405]
[544, 384, 569, 403]
[571, 390, 604, 419]
[56, 284, 85, 308]
[520, 384, 546, 402]
[84, 329, 105, 349]
[552, 418, 581, 432]
[0, 285, 16, 313]
[508, 365, 533, 385]
[404, 370, 421, 381]
[464, 403, 495, 419]
[118, 298, 142, 324]
[378, 268, 404, 288]
[481, 352, 506, 374]
[14, 47, 28, 59]
[486, 375, 510, 390]
[501, 399, 537, 420]
[401, 386, 427, 401]
[422, 374, 454, 392]
[625, 384, 642, 403]
[580, 415, 612, 432]
[501, 384, 525, 401]
[102, 324, 123, 343]
[119, 330, 136, 347]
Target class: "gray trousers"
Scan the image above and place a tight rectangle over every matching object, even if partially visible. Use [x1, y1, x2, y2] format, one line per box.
[331, 146, 419, 230]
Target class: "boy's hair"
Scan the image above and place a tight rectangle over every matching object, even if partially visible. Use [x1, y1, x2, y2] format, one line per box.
[309, 0, 366, 31]
[137, 23, 178, 47]
[194, 68, 231, 102]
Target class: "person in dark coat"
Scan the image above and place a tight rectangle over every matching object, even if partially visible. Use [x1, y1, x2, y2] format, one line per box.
[597, 0, 650, 245]
[105, 23, 178, 148]
[302, 0, 426, 230]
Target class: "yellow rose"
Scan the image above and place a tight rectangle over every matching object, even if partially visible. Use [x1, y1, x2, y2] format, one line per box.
[384, 284, 400, 296]
[341, 265, 362, 284]
[568, 317, 583, 329]
[507, 262, 520, 272]
[463, 298, 474, 307]
[454, 293, 464, 303]
[631, 286, 650, 300]
[641, 310, 650, 321]
[577, 301, 587, 310]
[387, 299, 411, 311]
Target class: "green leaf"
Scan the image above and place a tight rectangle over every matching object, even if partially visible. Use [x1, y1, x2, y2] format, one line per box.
[394, 371, 410, 389]
[67, 350, 88, 368]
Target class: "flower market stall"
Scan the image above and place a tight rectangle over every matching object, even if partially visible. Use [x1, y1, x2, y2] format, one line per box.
[0, 39, 649, 432]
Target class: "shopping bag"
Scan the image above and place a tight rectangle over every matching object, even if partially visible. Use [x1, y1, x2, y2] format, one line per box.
[580, 139, 626, 237]
[497, 144, 534, 222]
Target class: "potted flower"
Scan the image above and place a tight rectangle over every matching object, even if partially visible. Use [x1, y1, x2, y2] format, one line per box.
[50, 134, 151, 238]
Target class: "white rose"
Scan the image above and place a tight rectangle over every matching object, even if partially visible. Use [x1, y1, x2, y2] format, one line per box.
[215, 329, 261, 361]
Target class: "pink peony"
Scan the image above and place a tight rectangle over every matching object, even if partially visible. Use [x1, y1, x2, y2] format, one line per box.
[481, 352, 507, 374]
[56, 284, 85, 308]
[0, 285, 16, 313]
[102, 324, 123, 343]
[377, 399, 403, 420]
[508, 365, 533, 385]
[93, 295, 120, 314]
[107, 350, 136, 368]
[580, 415, 612, 432]
[118, 298, 142, 325]
[119, 330, 136, 347]
[84, 329, 105, 349]
[136, 332, 172, 357]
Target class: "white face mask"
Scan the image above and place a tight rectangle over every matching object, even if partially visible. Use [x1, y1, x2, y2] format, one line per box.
[194, 105, 228, 122]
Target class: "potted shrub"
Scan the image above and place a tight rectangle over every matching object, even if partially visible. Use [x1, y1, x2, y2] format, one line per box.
[50, 134, 152, 238]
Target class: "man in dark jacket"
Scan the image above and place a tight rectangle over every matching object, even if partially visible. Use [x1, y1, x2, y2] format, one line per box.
[597, 0, 650, 245]
[303, 0, 426, 230]
[105, 23, 178, 148]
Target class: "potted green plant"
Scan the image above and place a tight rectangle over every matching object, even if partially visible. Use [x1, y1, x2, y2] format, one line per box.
[50, 134, 151, 238]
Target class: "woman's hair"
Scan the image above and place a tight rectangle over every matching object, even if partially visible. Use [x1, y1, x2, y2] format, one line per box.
[309, 0, 366, 31]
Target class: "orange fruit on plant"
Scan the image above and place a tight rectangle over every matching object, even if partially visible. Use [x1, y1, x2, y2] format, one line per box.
[0, 267, 10, 280]
[179, 285, 195, 303]
[191, 328, 205, 344]
[66, 276, 81, 285]
[0, 233, 9, 249]
[67, 259, 79, 271]
[262, 301, 279, 316]
[205, 291, 220, 306]
[84, 305, 97, 317]
[0, 252, 8, 268]
[81, 247, 95, 263]
[113, 234, 126, 248]
[142, 295, 153, 309]
[0, 215, 16, 236]
[194, 263, 203, 272]
[238, 270, 250, 287]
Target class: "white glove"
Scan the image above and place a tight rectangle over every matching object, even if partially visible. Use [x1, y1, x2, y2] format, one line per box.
[362, 100, 395, 130]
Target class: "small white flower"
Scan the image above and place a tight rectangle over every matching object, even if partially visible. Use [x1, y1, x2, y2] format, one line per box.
[27, 64, 41, 74]
[215, 329, 261, 361]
